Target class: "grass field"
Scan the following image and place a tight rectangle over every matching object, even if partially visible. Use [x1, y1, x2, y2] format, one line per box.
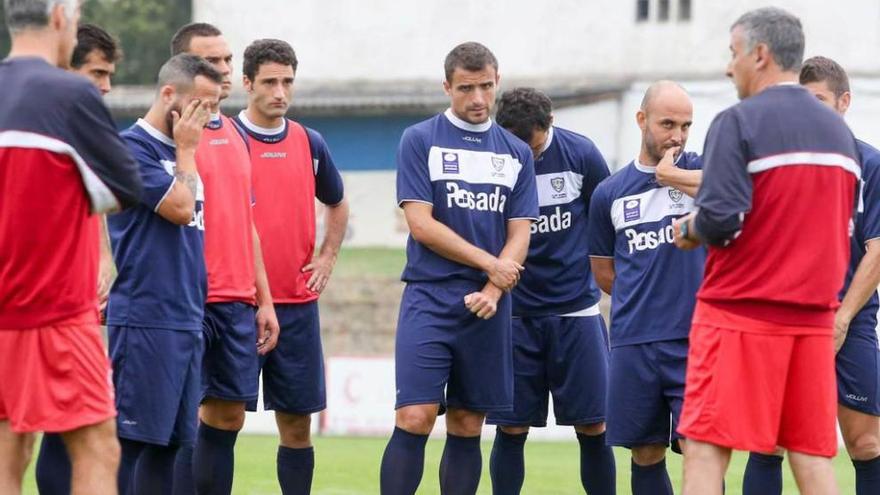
[333, 247, 406, 278]
[23, 434, 856, 494]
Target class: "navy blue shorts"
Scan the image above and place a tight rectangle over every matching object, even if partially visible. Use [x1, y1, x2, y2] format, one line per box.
[247, 302, 326, 414]
[109, 326, 202, 447]
[837, 325, 880, 416]
[201, 302, 259, 402]
[395, 280, 513, 413]
[606, 339, 688, 450]
[487, 313, 609, 427]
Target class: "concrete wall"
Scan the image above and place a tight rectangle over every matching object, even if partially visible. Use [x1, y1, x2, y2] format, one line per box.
[195, 0, 880, 85]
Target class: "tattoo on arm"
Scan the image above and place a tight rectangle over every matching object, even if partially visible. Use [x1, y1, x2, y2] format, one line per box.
[175, 170, 198, 198]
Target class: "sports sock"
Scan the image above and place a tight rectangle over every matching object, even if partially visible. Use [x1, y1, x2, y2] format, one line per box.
[172, 445, 195, 495]
[577, 432, 616, 495]
[118, 438, 146, 495]
[192, 422, 239, 495]
[742, 452, 783, 495]
[489, 428, 528, 494]
[631, 458, 673, 495]
[853, 455, 880, 495]
[380, 427, 429, 495]
[132, 444, 178, 495]
[277, 445, 315, 495]
[439, 433, 482, 495]
[35, 433, 71, 495]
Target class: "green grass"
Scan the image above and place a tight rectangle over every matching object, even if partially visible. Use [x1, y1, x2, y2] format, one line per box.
[24, 434, 856, 494]
[334, 247, 405, 278]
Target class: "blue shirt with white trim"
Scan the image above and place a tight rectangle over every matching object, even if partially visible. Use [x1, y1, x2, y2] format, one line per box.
[106, 120, 207, 331]
[513, 126, 610, 316]
[397, 109, 539, 283]
[588, 152, 705, 346]
[845, 140, 880, 331]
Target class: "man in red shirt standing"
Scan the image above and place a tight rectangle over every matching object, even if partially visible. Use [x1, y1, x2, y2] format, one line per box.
[0, 1, 142, 494]
[233, 38, 349, 495]
[674, 7, 860, 495]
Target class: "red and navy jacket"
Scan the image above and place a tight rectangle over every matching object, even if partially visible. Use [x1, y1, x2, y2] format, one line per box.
[0, 57, 141, 329]
[694, 83, 860, 329]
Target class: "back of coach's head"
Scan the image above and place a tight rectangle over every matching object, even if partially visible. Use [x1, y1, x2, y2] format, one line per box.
[4, 0, 78, 67]
[731, 7, 804, 74]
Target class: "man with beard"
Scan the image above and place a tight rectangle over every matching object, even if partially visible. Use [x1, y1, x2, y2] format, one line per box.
[588, 80, 703, 495]
[168, 23, 280, 495]
[104, 54, 219, 494]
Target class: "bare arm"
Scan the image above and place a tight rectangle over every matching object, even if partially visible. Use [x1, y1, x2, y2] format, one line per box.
[589, 256, 615, 295]
[156, 99, 209, 225]
[97, 215, 114, 312]
[655, 147, 702, 198]
[835, 239, 880, 352]
[304, 198, 350, 293]
[402, 202, 523, 290]
[252, 224, 279, 355]
[465, 219, 534, 319]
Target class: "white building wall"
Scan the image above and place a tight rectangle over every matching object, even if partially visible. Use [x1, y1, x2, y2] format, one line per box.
[195, 0, 880, 83]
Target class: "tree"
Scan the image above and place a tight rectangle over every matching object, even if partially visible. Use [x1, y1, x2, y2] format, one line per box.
[0, 0, 191, 84]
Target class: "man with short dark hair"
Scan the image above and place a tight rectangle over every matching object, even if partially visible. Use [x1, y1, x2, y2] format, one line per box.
[168, 23, 281, 495]
[379, 41, 538, 495]
[71, 23, 120, 95]
[486, 87, 616, 495]
[674, 8, 861, 495]
[0, 1, 142, 494]
[741, 55, 880, 495]
[233, 37, 349, 495]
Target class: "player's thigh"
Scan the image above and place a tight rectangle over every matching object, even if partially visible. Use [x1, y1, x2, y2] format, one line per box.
[656, 338, 689, 447]
[777, 334, 837, 457]
[485, 317, 549, 428]
[61, 418, 119, 464]
[547, 315, 609, 426]
[446, 293, 513, 413]
[201, 302, 259, 403]
[606, 343, 669, 448]
[0, 422, 34, 473]
[169, 332, 204, 448]
[254, 302, 326, 415]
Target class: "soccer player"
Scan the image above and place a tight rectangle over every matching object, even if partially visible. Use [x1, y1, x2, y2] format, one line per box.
[169, 23, 280, 495]
[34, 21, 126, 495]
[485, 88, 616, 495]
[106, 54, 220, 494]
[233, 38, 349, 495]
[587, 80, 703, 495]
[0, 0, 142, 493]
[379, 42, 538, 495]
[740, 56, 880, 495]
[674, 8, 861, 495]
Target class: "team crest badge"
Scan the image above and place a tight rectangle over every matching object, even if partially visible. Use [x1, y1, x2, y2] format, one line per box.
[491, 156, 505, 171]
[551, 177, 565, 193]
[668, 188, 683, 203]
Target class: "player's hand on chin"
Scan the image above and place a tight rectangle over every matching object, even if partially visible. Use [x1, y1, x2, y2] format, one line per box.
[655, 146, 681, 188]
[487, 257, 524, 291]
[673, 213, 700, 250]
[256, 304, 280, 355]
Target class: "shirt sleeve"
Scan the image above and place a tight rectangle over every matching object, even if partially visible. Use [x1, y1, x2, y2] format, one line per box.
[307, 129, 345, 205]
[123, 136, 175, 212]
[396, 127, 433, 206]
[587, 182, 615, 257]
[693, 109, 753, 246]
[581, 141, 611, 207]
[861, 158, 880, 242]
[66, 84, 142, 212]
[507, 150, 539, 221]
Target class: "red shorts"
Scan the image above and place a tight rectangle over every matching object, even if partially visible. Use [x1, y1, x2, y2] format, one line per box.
[0, 314, 115, 433]
[677, 302, 837, 457]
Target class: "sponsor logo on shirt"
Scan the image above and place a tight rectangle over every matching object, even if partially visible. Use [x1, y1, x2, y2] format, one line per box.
[531, 206, 571, 234]
[623, 199, 641, 221]
[260, 152, 288, 159]
[209, 139, 229, 146]
[445, 182, 507, 212]
[443, 152, 460, 174]
[463, 136, 482, 144]
[625, 224, 676, 253]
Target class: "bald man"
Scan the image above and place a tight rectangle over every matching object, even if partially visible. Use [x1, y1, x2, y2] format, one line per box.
[587, 80, 704, 495]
